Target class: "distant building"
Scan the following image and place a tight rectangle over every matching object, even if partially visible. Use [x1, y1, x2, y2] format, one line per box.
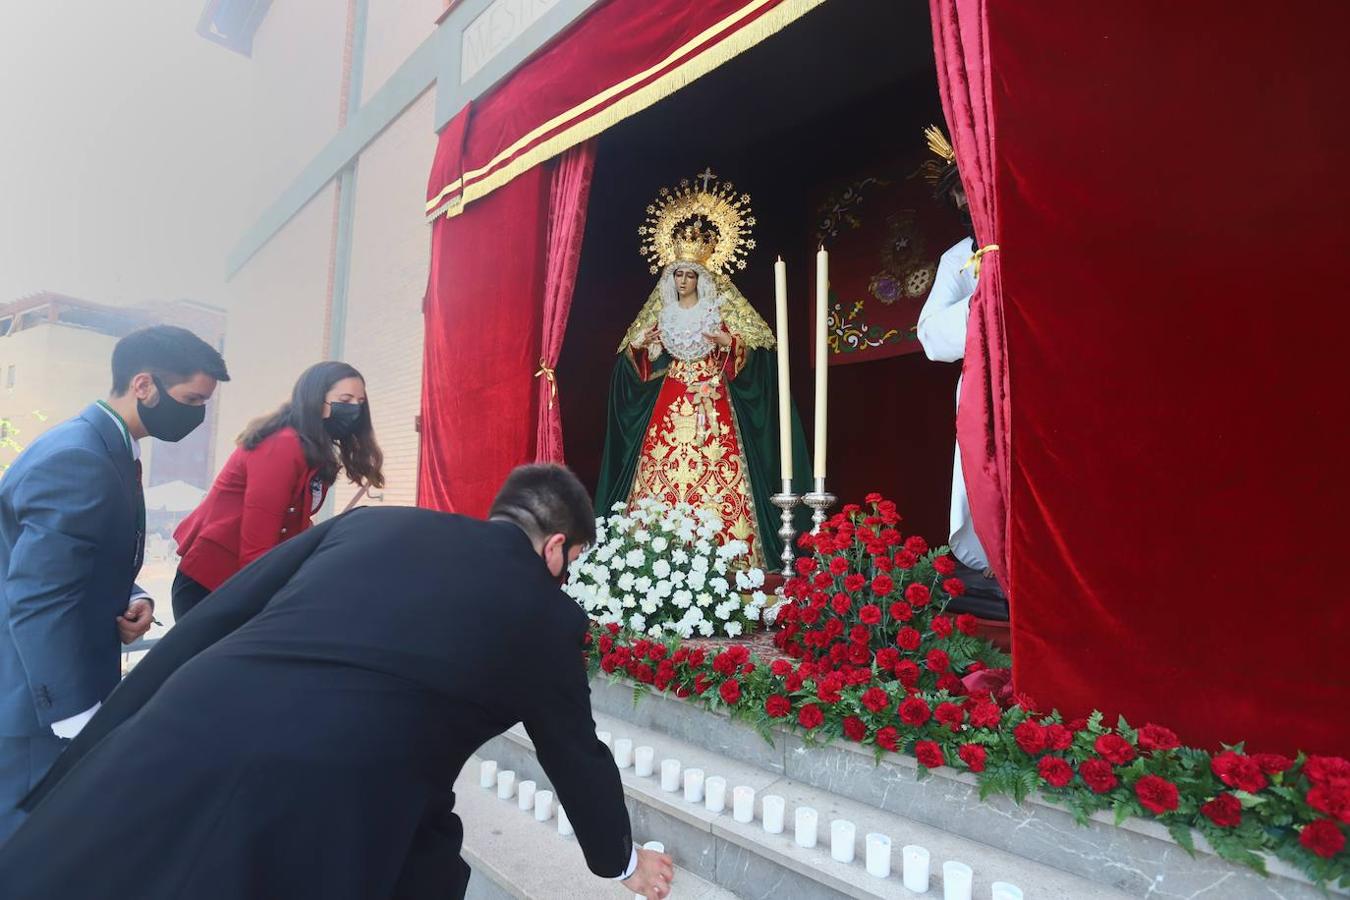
[0, 292, 227, 495]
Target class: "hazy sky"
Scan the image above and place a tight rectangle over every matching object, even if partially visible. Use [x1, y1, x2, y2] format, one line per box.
[0, 1, 249, 308]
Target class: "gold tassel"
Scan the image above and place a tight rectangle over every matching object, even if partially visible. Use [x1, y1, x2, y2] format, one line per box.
[534, 358, 558, 409]
[961, 243, 1000, 278]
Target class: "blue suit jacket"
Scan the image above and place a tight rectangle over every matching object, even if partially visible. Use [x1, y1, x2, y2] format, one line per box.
[0, 404, 146, 737]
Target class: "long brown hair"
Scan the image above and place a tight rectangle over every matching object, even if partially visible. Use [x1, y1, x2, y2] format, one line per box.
[238, 361, 385, 488]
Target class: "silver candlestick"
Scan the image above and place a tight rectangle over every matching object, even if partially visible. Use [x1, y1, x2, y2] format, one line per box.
[802, 477, 837, 535]
[769, 479, 802, 579]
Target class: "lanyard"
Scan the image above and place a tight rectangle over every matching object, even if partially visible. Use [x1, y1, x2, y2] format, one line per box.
[95, 400, 133, 454]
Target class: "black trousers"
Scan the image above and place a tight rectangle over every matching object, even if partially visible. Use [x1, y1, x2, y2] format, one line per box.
[170, 570, 212, 622]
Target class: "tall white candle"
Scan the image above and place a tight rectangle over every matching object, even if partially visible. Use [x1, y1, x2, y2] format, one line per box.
[634, 746, 655, 777]
[943, 860, 973, 900]
[813, 245, 829, 480]
[557, 806, 573, 837]
[517, 780, 537, 812]
[733, 786, 756, 823]
[682, 768, 705, 804]
[794, 806, 818, 848]
[479, 759, 498, 789]
[704, 776, 727, 813]
[830, 819, 855, 864]
[496, 770, 516, 801]
[991, 883, 1024, 900]
[761, 795, 785, 834]
[660, 759, 682, 793]
[613, 738, 634, 769]
[533, 790, 554, 823]
[774, 256, 792, 481]
[866, 833, 892, 879]
[903, 844, 931, 892]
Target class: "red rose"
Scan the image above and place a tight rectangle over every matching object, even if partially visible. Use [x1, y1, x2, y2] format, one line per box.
[875, 648, 900, 670]
[1045, 724, 1074, 751]
[719, 679, 741, 705]
[831, 593, 852, 616]
[875, 726, 901, 751]
[1251, 753, 1294, 775]
[935, 702, 965, 731]
[894, 550, 918, 570]
[970, 701, 1002, 729]
[862, 686, 891, 713]
[905, 536, 929, 555]
[1014, 721, 1048, 756]
[1135, 775, 1180, 815]
[899, 696, 932, 726]
[829, 556, 850, 576]
[765, 694, 792, 718]
[915, 740, 945, 769]
[894, 660, 921, 688]
[942, 577, 966, 597]
[859, 604, 883, 625]
[1305, 756, 1350, 787]
[925, 649, 951, 674]
[1038, 756, 1074, 788]
[1308, 785, 1350, 824]
[1079, 759, 1119, 794]
[1300, 819, 1346, 859]
[931, 615, 953, 639]
[933, 555, 957, 576]
[1212, 751, 1268, 793]
[798, 703, 825, 730]
[959, 743, 987, 772]
[905, 584, 931, 606]
[889, 601, 914, 622]
[770, 659, 793, 677]
[1200, 793, 1242, 828]
[896, 627, 922, 651]
[843, 573, 866, 593]
[956, 614, 979, 636]
[1095, 734, 1136, 765]
[843, 716, 867, 742]
[1136, 723, 1180, 753]
[871, 575, 895, 597]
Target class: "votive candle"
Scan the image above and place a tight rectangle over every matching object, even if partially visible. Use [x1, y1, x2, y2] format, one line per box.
[991, 883, 1024, 900]
[479, 759, 498, 789]
[660, 759, 682, 793]
[613, 738, 634, 769]
[683, 768, 705, 804]
[866, 833, 892, 879]
[761, 795, 785, 834]
[903, 844, 931, 892]
[557, 806, 573, 837]
[943, 860, 973, 900]
[704, 776, 727, 813]
[517, 780, 536, 812]
[794, 806, 818, 848]
[597, 730, 613, 750]
[733, 786, 756, 823]
[496, 770, 516, 801]
[830, 819, 855, 864]
[533, 790, 554, 823]
[634, 746, 655, 777]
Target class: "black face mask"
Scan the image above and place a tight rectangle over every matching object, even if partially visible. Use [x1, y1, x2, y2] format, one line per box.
[323, 402, 363, 439]
[138, 376, 206, 443]
[542, 541, 572, 586]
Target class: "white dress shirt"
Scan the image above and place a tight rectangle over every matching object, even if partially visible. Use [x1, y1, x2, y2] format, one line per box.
[916, 238, 990, 572]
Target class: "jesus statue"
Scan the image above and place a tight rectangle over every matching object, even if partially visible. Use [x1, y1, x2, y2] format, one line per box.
[595, 172, 811, 569]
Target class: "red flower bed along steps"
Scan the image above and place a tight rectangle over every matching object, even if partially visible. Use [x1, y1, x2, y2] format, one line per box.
[585, 495, 1350, 890]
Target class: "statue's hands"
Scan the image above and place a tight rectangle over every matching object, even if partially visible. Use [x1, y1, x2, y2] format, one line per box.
[704, 326, 733, 349]
[633, 324, 661, 350]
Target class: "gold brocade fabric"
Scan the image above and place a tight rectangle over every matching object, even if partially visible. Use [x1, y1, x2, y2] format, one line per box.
[628, 354, 763, 568]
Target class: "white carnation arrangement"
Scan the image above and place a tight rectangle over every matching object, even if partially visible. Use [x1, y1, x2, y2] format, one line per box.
[564, 497, 769, 639]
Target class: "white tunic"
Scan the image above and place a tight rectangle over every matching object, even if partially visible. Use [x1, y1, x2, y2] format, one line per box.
[916, 237, 989, 571]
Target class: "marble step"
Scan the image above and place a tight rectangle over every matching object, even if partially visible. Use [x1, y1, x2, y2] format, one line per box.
[587, 676, 1341, 900]
[458, 754, 736, 900]
[478, 712, 1131, 900]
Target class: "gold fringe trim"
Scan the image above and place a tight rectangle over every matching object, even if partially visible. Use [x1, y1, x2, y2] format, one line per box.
[426, 0, 829, 220]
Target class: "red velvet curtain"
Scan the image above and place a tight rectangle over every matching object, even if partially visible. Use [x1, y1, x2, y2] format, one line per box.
[936, 0, 1350, 753]
[535, 142, 597, 463]
[928, 0, 1010, 589]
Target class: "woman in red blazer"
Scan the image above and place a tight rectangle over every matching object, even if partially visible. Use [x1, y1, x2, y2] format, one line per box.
[172, 361, 385, 619]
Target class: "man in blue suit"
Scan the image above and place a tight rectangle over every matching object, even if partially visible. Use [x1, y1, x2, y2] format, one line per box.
[0, 324, 229, 841]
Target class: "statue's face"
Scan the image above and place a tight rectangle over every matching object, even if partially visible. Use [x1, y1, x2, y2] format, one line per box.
[673, 267, 699, 299]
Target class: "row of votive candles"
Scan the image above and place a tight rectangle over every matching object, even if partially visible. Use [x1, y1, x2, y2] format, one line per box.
[595, 731, 1025, 900]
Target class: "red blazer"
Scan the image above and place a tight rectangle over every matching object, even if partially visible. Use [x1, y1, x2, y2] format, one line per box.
[175, 428, 330, 590]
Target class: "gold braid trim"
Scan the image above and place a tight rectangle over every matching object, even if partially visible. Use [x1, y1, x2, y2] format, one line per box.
[616, 276, 774, 354]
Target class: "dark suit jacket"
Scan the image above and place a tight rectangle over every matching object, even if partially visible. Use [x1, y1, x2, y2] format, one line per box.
[0, 404, 145, 736]
[4, 507, 631, 899]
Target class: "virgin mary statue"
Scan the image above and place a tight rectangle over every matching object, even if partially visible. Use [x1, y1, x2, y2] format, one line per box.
[595, 172, 811, 568]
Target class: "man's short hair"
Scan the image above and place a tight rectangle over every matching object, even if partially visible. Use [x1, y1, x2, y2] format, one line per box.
[111, 325, 230, 396]
[489, 464, 597, 549]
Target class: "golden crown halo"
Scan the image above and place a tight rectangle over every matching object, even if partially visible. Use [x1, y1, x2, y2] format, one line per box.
[638, 168, 756, 276]
[919, 124, 957, 184]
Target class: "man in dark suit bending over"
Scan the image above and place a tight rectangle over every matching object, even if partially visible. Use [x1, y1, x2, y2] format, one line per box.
[0, 464, 674, 899]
